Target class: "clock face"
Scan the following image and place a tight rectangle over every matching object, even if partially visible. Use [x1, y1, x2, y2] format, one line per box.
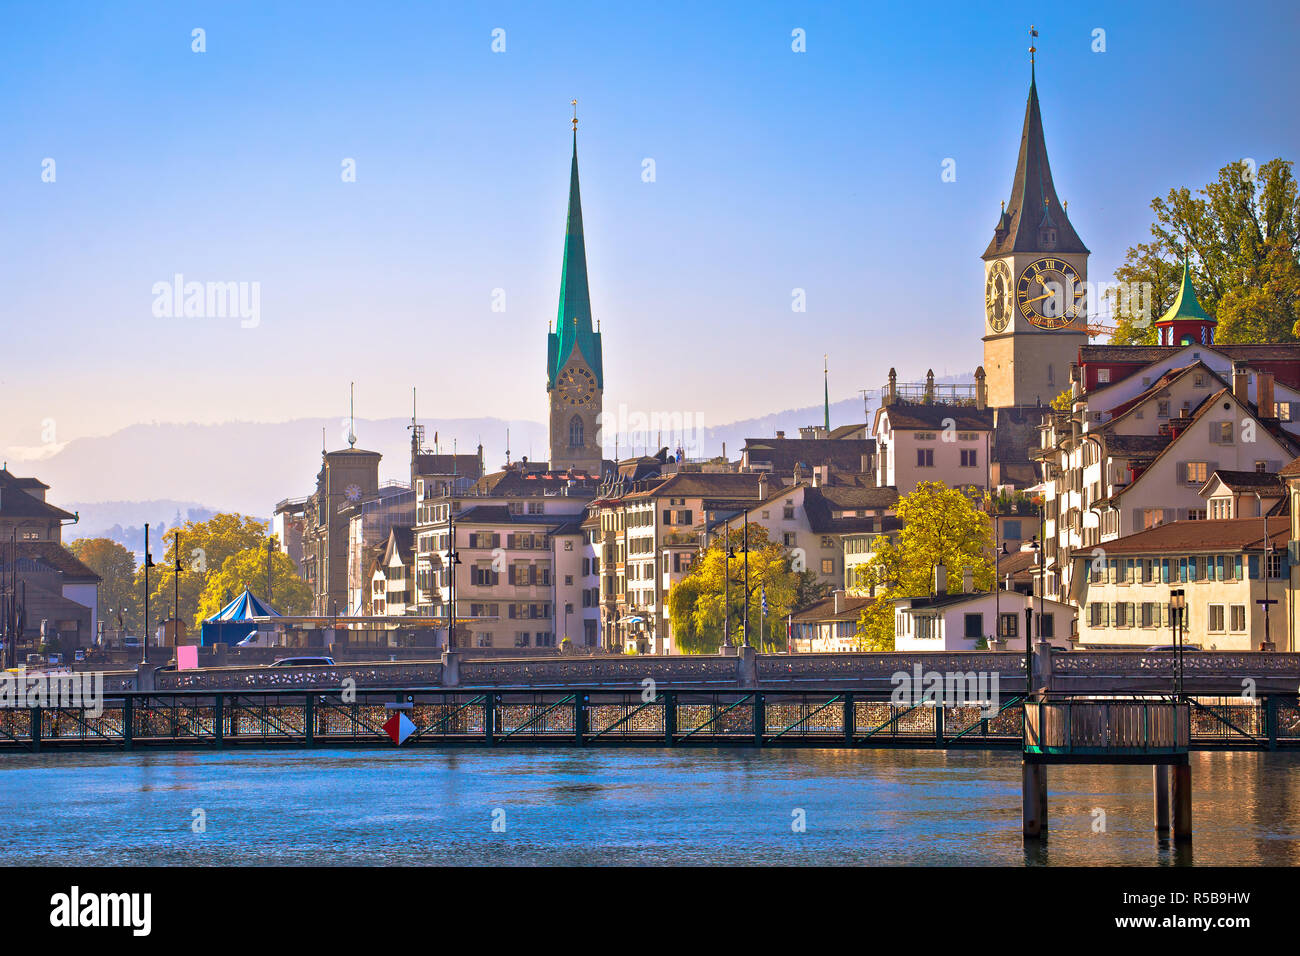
[344, 483, 362, 503]
[985, 261, 1012, 333]
[1016, 257, 1086, 330]
[559, 364, 597, 407]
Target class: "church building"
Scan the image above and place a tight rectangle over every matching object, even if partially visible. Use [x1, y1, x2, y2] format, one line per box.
[546, 115, 605, 476]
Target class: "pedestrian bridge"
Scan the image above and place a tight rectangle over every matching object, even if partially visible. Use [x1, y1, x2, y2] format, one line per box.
[2, 684, 1297, 753]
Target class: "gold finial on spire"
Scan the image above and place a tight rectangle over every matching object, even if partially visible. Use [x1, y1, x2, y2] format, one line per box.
[571, 98, 578, 131]
[1029, 25, 1038, 75]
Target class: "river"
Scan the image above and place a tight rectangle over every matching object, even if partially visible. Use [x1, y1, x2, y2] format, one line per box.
[2, 749, 1297, 865]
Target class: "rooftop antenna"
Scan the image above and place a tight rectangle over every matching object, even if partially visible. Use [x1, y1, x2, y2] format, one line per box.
[348, 382, 357, 448]
[506, 427, 511, 466]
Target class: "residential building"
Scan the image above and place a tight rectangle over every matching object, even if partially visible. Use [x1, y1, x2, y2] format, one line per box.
[789, 591, 870, 652]
[0, 468, 77, 544]
[874, 373, 995, 493]
[894, 590, 1075, 652]
[1069, 517, 1289, 650]
[344, 481, 414, 614]
[0, 541, 100, 648]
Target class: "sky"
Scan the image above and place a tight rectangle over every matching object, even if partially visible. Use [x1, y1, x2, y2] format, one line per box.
[1, 0, 1298, 460]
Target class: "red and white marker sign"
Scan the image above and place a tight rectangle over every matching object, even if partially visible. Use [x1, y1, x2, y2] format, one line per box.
[383, 711, 416, 745]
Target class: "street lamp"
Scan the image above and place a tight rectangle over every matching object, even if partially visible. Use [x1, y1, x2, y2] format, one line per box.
[1169, 588, 1187, 698]
[742, 521, 750, 648]
[724, 542, 734, 649]
[142, 523, 155, 665]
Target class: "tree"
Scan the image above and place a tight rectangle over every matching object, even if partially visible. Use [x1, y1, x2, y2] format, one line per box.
[667, 524, 802, 654]
[1108, 158, 1300, 344]
[67, 538, 139, 634]
[196, 547, 312, 623]
[135, 513, 291, 632]
[855, 481, 994, 650]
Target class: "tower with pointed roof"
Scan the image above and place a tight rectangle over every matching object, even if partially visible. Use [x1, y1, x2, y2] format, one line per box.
[1155, 260, 1216, 346]
[981, 38, 1089, 409]
[547, 109, 604, 475]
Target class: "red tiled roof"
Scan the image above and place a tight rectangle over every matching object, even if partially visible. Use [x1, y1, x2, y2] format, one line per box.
[1088, 517, 1288, 555]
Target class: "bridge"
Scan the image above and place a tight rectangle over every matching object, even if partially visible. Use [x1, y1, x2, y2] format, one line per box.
[3, 648, 1298, 753]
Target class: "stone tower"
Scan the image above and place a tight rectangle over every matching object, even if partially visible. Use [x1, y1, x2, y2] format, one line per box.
[981, 61, 1089, 409]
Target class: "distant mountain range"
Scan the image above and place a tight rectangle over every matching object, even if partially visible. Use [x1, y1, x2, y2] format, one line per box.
[14, 374, 972, 547]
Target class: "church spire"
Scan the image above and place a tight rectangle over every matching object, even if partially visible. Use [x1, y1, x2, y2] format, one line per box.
[547, 102, 604, 390]
[983, 32, 1088, 260]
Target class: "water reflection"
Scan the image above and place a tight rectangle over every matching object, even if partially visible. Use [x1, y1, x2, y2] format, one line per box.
[0, 749, 1295, 865]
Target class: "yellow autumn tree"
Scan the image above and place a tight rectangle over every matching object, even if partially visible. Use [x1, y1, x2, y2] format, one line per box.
[855, 481, 995, 650]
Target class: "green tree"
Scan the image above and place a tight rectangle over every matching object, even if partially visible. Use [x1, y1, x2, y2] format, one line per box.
[196, 546, 311, 623]
[855, 481, 994, 650]
[1108, 158, 1300, 344]
[667, 524, 801, 653]
[67, 538, 140, 633]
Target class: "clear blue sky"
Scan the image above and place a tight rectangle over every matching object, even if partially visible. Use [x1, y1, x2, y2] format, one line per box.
[1, 0, 1297, 457]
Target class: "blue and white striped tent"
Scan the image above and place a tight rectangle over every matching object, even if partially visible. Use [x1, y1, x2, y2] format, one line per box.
[199, 588, 280, 646]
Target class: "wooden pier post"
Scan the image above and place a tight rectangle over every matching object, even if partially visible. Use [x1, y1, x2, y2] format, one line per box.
[1173, 762, 1192, 842]
[1153, 765, 1170, 832]
[1022, 760, 1046, 838]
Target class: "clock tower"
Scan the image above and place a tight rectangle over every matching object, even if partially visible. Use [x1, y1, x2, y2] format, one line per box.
[982, 54, 1089, 409]
[547, 116, 604, 475]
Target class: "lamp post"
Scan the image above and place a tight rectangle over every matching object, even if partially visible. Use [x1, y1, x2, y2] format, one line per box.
[1257, 492, 1275, 651]
[173, 530, 182, 647]
[142, 523, 155, 665]
[742, 521, 750, 648]
[1026, 535, 1040, 697]
[724, 540, 734, 649]
[1169, 588, 1186, 698]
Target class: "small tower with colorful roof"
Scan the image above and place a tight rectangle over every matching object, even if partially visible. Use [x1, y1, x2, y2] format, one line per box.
[1154, 260, 1216, 347]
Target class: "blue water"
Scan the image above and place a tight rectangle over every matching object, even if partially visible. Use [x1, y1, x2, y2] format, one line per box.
[1, 749, 1296, 865]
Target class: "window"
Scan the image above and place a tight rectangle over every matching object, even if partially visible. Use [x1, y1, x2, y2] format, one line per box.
[1188, 509, 1206, 521]
[1037, 613, 1055, 638]
[1003, 520, 1021, 540]
[1143, 509, 1165, 529]
[917, 448, 934, 467]
[1097, 369, 1111, 384]
[783, 532, 796, 547]
[568, 415, 584, 448]
[1141, 603, 1155, 628]
[1207, 604, 1225, 632]
[783, 505, 795, 520]
[1157, 400, 1170, 418]
[1256, 461, 1268, 473]
[960, 449, 978, 467]
[964, 613, 983, 639]
[1186, 462, 1209, 484]
[1194, 373, 1207, 387]
[1212, 421, 1234, 444]
[1230, 605, 1246, 632]
[915, 616, 935, 639]
[820, 559, 834, 575]
[1089, 604, 1102, 627]
[999, 613, 1018, 638]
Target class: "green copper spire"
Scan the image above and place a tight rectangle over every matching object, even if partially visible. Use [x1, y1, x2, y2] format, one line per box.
[1157, 259, 1214, 325]
[547, 128, 604, 390]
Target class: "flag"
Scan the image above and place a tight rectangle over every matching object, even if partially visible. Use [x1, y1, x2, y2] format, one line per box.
[761, 587, 767, 615]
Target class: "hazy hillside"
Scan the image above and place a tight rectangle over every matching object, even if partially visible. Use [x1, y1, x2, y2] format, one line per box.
[13, 374, 971, 535]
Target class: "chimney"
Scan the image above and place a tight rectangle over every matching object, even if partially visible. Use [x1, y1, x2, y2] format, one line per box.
[757, 473, 768, 500]
[886, 368, 898, 406]
[860, 453, 871, 473]
[975, 366, 987, 410]
[1258, 371, 1276, 418]
[833, 589, 844, 614]
[962, 568, 974, 593]
[775, 430, 785, 440]
[1233, 363, 1250, 404]
[925, 369, 936, 403]
[934, 563, 947, 595]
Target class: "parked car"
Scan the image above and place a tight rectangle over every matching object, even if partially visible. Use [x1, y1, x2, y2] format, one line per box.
[73, 649, 86, 663]
[1145, 644, 1203, 651]
[122, 636, 142, 649]
[267, 656, 336, 667]
[25, 653, 45, 666]
[47, 654, 62, 666]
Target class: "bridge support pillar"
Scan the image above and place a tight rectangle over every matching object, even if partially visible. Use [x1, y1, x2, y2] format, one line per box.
[737, 646, 757, 687]
[441, 649, 461, 688]
[1173, 762, 1192, 842]
[1022, 760, 1046, 839]
[1153, 765, 1170, 832]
